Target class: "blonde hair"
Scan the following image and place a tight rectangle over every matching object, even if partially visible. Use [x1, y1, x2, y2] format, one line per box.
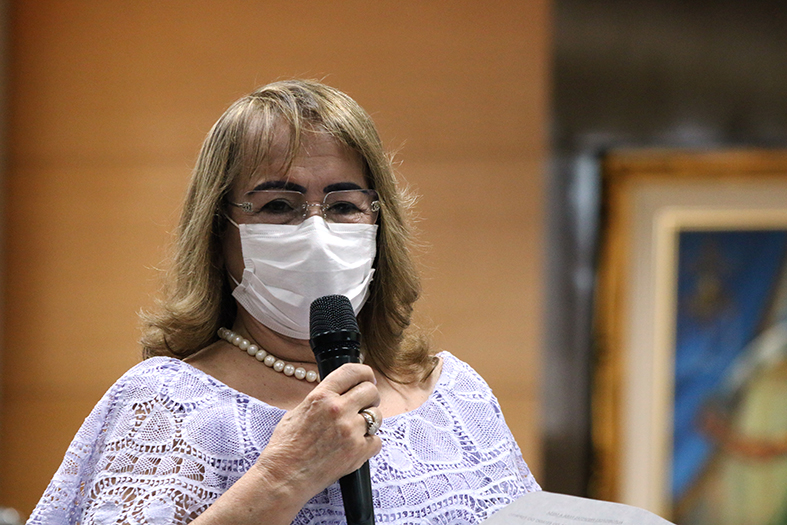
[140, 79, 432, 381]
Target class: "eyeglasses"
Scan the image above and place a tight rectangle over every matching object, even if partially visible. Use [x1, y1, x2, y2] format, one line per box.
[228, 189, 380, 225]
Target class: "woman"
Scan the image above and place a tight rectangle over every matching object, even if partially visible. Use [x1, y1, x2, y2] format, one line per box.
[29, 79, 539, 525]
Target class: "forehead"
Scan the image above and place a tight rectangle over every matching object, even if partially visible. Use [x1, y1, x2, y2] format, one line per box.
[233, 128, 367, 194]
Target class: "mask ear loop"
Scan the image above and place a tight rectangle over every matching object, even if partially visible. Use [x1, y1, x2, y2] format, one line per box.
[225, 214, 241, 229]
[222, 213, 242, 288]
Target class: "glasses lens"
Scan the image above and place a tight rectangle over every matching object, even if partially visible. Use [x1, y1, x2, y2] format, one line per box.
[241, 190, 306, 224]
[324, 190, 380, 224]
[232, 189, 379, 225]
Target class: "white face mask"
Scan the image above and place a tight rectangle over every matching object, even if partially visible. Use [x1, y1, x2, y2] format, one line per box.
[228, 215, 377, 339]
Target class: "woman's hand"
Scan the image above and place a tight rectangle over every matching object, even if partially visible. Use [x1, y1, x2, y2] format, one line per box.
[257, 362, 382, 493]
[192, 363, 381, 525]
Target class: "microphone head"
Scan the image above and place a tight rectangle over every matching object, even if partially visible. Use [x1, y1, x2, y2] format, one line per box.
[309, 294, 359, 338]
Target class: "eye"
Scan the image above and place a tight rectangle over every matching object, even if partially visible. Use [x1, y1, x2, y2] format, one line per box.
[326, 200, 363, 216]
[260, 198, 298, 215]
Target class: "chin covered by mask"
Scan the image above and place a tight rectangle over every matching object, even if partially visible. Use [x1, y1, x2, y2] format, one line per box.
[228, 216, 377, 339]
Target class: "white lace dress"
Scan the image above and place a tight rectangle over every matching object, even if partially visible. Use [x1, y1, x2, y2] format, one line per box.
[28, 351, 539, 524]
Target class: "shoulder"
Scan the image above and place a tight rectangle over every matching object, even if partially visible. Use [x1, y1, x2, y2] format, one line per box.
[433, 351, 495, 397]
[89, 356, 284, 459]
[104, 356, 285, 434]
[116, 355, 207, 389]
[78, 357, 231, 450]
[102, 356, 282, 454]
[112, 356, 221, 398]
[109, 356, 264, 408]
[366, 351, 540, 522]
[29, 358, 286, 524]
[71, 357, 194, 439]
[425, 351, 523, 455]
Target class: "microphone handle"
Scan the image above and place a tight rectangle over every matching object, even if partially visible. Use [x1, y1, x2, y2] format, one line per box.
[339, 463, 374, 525]
[316, 353, 375, 525]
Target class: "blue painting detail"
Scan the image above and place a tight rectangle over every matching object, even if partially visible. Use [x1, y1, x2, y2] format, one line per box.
[672, 230, 787, 500]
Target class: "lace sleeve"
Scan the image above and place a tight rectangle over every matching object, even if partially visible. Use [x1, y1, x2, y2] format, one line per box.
[28, 377, 123, 524]
[27, 359, 250, 525]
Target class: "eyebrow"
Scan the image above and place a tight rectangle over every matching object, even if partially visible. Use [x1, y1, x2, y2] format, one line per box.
[323, 182, 363, 193]
[251, 180, 307, 193]
[250, 180, 364, 194]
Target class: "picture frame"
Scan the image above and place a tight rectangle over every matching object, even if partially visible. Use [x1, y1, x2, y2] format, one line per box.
[591, 149, 787, 521]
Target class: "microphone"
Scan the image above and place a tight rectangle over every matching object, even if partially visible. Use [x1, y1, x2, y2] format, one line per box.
[309, 295, 375, 525]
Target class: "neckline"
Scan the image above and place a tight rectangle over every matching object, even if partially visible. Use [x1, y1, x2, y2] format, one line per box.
[151, 351, 453, 421]
[380, 352, 452, 423]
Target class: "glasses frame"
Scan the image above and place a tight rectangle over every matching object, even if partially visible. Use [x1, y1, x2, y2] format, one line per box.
[228, 188, 380, 225]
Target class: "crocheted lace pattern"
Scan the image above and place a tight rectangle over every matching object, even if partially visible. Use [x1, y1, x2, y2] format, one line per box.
[28, 352, 539, 524]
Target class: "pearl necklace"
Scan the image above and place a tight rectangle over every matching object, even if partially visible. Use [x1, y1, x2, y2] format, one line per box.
[218, 327, 320, 383]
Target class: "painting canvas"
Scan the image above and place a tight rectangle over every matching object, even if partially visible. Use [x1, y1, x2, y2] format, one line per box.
[592, 150, 787, 525]
[671, 229, 787, 524]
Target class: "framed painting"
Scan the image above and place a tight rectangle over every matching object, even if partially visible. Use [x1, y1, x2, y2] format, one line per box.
[592, 150, 787, 524]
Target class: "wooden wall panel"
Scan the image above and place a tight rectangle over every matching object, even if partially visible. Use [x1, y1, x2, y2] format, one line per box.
[1, 1, 550, 514]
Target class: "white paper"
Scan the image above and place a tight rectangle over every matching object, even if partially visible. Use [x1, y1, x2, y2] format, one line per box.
[481, 491, 675, 525]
